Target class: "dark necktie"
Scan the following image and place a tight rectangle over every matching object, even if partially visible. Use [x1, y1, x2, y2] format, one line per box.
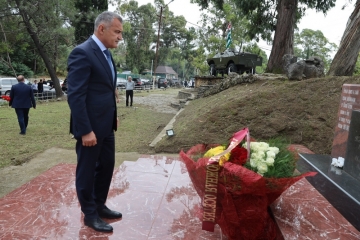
[103, 49, 115, 80]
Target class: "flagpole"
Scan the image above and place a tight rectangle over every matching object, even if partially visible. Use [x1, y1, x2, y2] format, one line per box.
[226, 22, 232, 49]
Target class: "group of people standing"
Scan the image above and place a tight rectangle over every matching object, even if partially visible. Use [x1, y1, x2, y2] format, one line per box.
[31, 79, 46, 94]
[183, 79, 195, 88]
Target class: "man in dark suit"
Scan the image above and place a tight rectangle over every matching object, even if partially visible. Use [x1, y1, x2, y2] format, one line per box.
[9, 75, 36, 135]
[38, 79, 44, 93]
[67, 11, 123, 232]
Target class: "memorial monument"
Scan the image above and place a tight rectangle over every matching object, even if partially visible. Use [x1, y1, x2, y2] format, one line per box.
[297, 84, 360, 231]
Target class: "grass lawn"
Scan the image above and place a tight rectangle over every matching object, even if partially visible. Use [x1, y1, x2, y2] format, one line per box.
[0, 90, 176, 169]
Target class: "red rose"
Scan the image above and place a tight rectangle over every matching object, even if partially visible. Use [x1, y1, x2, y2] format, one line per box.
[229, 146, 248, 165]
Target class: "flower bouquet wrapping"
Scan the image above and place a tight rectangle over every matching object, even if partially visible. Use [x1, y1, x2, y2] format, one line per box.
[179, 128, 316, 240]
[1, 95, 10, 102]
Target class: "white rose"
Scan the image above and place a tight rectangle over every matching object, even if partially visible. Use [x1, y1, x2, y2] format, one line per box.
[268, 147, 279, 154]
[251, 151, 265, 160]
[259, 142, 269, 149]
[266, 151, 276, 159]
[257, 162, 268, 174]
[266, 157, 275, 166]
[250, 158, 258, 168]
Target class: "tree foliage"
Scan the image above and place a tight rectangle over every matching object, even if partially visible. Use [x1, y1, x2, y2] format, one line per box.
[294, 28, 337, 71]
[0, 0, 75, 96]
[192, 0, 336, 73]
[0, 13, 34, 77]
[116, 0, 197, 79]
[243, 43, 268, 73]
[73, 0, 108, 45]
[118, 1, 157, 72]
[197, 2, 249, 55]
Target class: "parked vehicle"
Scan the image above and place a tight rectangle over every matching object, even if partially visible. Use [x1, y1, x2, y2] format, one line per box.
[61, 79, 67, 93]
[0, 77, 55, 96]
[158, 78, 168, 88]
[141, 79, 151, 85]
[45, 79, 63, 88]
[45, 80, 54, 87]
[133, 78, 152, 89]
[117, 78, 127, 89]
[207, 48, 263, 76]
[132, 78, 143, 86]
[169, 78, 180, 87]
[0, 77, 19, 96]
[26, 81, 55, 95]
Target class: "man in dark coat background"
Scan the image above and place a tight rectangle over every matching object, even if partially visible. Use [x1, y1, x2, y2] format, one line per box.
[9, 75, 36, 135]
[67, 11, 123, 232]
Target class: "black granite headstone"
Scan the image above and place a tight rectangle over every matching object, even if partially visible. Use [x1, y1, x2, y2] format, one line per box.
[344, 110, 360, 181]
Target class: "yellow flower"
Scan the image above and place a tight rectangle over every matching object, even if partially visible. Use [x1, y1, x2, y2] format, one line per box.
[204, 146, 230, 166]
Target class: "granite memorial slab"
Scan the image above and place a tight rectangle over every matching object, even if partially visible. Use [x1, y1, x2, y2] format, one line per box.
[297, 84, 360, 231]
[344, 110, 360, 181]
[331, 84, 360, 159]
[297, 153, 360, 231]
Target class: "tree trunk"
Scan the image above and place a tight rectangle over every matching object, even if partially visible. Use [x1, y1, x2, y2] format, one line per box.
[327, 2, 360, 76]
[15, 0, 63, 97]
[266, 0, 297, 73]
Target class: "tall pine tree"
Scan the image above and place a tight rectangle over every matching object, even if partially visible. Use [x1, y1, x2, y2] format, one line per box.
[73, 0, 108, 45]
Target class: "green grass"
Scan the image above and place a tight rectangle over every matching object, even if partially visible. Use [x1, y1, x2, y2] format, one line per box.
[0, 92, 176, 169]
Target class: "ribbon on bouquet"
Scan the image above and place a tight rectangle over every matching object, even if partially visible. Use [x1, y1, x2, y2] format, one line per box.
[208, 127, 250, 165]
[202, 127, 250, 232]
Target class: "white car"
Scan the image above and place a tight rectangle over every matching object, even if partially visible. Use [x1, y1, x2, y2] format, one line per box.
[141, 79, 151, 85]
[117, 78, 127, 88]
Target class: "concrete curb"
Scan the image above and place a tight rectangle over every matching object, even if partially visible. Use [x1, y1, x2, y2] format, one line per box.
[149, 108, 184, 147]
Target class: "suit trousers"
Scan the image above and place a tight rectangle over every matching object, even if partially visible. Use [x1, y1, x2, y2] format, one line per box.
[15, 108, 30, 134]
[126, 90, 133, 106]
[75, 131, 115, 219]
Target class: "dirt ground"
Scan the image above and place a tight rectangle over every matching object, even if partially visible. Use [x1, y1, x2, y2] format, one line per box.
[132, 92, 179, 114]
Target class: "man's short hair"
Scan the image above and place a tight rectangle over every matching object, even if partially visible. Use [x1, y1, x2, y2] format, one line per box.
[17, 75, 25, 82]
[94, 11, 123, 30]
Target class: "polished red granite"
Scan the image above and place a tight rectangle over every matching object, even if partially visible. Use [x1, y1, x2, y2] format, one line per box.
[271, 178, 360, 239]
[0, 157, 225, 239]
[0, 155, 359, 239]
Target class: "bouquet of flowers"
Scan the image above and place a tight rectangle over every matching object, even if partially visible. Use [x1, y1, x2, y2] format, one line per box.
[179, 128, 316, 240]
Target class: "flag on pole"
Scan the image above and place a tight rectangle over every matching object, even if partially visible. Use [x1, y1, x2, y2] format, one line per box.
[226, 22, 232, 49]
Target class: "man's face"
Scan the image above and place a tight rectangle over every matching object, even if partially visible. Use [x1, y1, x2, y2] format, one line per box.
[99, 18, 123, 49]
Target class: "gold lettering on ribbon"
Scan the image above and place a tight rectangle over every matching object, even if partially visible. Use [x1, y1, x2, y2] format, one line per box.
[202, 164, 220, 229]
[202, 128, 249, 232]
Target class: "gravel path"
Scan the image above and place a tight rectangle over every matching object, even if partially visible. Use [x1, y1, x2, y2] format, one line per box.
[121, 92, 180, 114]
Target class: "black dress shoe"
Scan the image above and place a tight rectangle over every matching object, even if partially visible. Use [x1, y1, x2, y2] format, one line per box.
[84, 217, 113, 232]
[98, 206, 122, 219]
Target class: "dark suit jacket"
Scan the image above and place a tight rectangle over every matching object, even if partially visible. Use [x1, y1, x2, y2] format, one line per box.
[9, 82, 36, 109]
[67, 37, 117, 139]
